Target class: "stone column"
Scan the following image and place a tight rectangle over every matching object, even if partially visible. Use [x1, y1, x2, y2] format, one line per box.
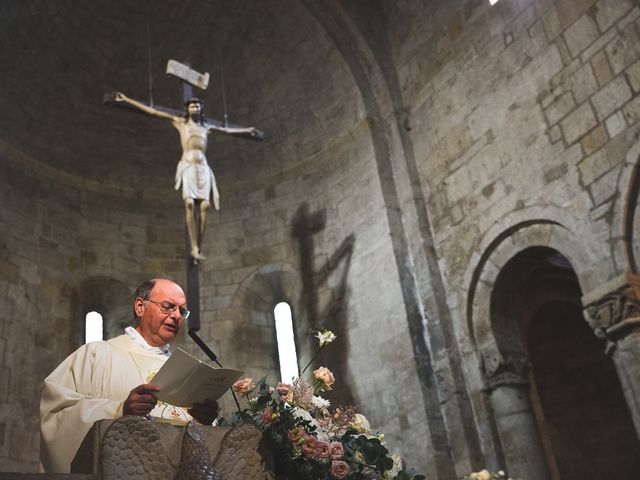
[484, 352, 551, 480]
[583, 273, 640, 439]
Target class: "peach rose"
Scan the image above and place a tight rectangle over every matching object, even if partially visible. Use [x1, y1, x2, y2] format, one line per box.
[330, 460, 350, 479]
[232, 377, 255, 396]
[287, 427, 305, 445]
[313, 366, 335, 391]
[329, 441, 344, 459]
[470, 470, 491, 480]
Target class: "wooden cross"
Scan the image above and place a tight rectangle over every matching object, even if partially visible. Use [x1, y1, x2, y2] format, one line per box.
[104, 60, 264, 140]
[104, 60, 264, 330]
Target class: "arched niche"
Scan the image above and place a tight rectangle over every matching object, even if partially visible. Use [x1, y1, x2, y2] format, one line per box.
[467, 220, 597, 354]
[610, 140, 640, 274]
[229, 263, 303, 383]
[467, 219, 640, 479]
[73, 276, 132, 348]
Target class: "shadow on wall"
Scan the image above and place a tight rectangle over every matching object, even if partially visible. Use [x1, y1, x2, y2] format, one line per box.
[291, 203, 356, 408]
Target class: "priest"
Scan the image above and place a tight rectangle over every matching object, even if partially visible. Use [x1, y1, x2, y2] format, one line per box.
[39, 278, 219, 473]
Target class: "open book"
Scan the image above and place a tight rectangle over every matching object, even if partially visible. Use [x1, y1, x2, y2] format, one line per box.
[150, 348, 244, 407]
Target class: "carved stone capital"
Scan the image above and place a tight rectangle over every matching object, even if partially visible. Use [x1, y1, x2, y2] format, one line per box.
[483, 351, 530, 390]
[583, 273, 640, 353]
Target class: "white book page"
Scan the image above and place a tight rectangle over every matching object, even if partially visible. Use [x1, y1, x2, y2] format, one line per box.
[151, 348, 244, 407]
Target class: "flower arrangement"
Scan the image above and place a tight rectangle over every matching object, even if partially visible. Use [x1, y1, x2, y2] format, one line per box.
[224, 329, 425, 480]
[463, 469, 520, 480]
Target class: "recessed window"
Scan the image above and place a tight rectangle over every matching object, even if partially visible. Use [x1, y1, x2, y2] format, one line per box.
[85, 311, 104, 343]
[274, 302, 299, 383]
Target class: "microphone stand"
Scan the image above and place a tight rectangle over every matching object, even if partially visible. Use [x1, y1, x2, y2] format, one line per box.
[188, 329, 243, 413]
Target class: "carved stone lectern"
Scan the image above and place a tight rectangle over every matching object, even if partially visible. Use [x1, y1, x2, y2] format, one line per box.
[71, 417, 274, 479]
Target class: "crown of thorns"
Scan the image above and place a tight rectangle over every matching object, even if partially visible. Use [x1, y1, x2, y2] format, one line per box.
[184, 97, 203, 106]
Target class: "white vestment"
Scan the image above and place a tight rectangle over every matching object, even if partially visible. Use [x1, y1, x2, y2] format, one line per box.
[39, 331, 190, 473]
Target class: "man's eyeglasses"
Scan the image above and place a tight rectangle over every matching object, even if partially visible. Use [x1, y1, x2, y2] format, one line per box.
[143, 299, 190, 319]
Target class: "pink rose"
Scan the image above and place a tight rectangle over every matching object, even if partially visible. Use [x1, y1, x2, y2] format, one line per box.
[260, 407, 278, 426]
[314, 440, 331, 458]
[313, 366, 335, 391]
[276, 382, 293, 403]
[232, 377, 255, 396]
[301, 435, 318, 458]
[329, 441, 344, 459]
[330, 460, 350, 479]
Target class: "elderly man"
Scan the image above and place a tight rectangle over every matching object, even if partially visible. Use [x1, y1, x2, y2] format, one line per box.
[39, 278, 219, 473]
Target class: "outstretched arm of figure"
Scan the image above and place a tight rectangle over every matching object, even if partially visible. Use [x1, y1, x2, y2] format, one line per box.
[208, 124, 262, 139]
[113, 91, 176, 121]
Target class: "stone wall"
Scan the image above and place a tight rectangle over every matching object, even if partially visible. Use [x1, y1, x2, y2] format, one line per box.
[0, 139, 186, 471]
[0, 0, 427, 472]
[2, 0, 640, 476]
[385, 0, 640, 475]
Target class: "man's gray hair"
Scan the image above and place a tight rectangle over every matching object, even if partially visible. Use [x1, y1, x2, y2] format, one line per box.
[132, 279, 156, 324]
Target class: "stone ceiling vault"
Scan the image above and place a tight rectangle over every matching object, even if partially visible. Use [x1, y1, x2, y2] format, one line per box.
[0, 0, 367, 194]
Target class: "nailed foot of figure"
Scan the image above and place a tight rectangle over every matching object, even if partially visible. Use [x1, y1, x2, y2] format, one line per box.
[191, 249, 207, 263]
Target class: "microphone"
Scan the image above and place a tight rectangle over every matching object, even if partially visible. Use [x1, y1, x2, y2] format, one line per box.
[188, 329, 242, 413]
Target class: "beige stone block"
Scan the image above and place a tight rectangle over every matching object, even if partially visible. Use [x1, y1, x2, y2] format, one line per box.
[579, 28, 617, 64]
[543, 91, 576, 125]
[594, 0, 634, 32]
[605, 111, 627, 137]
[577, 148, 615, 185]
[604, 21, 640, 75]
[580, 124, 608, 154]
[542, 6, 563, 40]
[588, 166, 619, 205]
[560, 101, 598, 144]
[591, 74, 633, 120]
[626, 60, 640, 92]
[240, 247, 272, 266]
[551, 58, 582, 90]
[542, 0, 598, 40]
[566, 62, 600, 103]
[204, 295, 232, 311]
[548, 124, 563, 143]
[0, 258, 18, 283]
[623, 92, 640, 124]
[591, 50, 614, 86]
[564, 14, 599, 57]
[554, 36, 573, 66]
[543, 162, 569, 184]
[618, 5, 640, 30]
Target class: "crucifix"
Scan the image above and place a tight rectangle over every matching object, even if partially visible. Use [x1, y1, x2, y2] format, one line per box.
[105, 60, 264, 330]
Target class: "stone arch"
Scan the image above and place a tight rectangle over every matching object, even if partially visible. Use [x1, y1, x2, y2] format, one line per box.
[466, 219, 640, 479]
[73, 276, 132, 347]
[611, 140, 640, 274]
[229, 263, 302, 383]
[462, 219, 591, 477]
[467, 219, 598, 352]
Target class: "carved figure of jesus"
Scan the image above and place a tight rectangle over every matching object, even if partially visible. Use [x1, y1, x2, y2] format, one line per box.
[114, 92, 258, 261]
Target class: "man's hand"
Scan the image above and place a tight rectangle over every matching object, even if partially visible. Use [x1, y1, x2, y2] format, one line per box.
[188, 399, 219, 425]
[123, 384, 159, 416]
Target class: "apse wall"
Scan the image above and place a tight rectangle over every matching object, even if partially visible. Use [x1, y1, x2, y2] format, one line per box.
[0, 0, 432, 474]
[0, 140, 190, 471]
[192, 2, 432, 472]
